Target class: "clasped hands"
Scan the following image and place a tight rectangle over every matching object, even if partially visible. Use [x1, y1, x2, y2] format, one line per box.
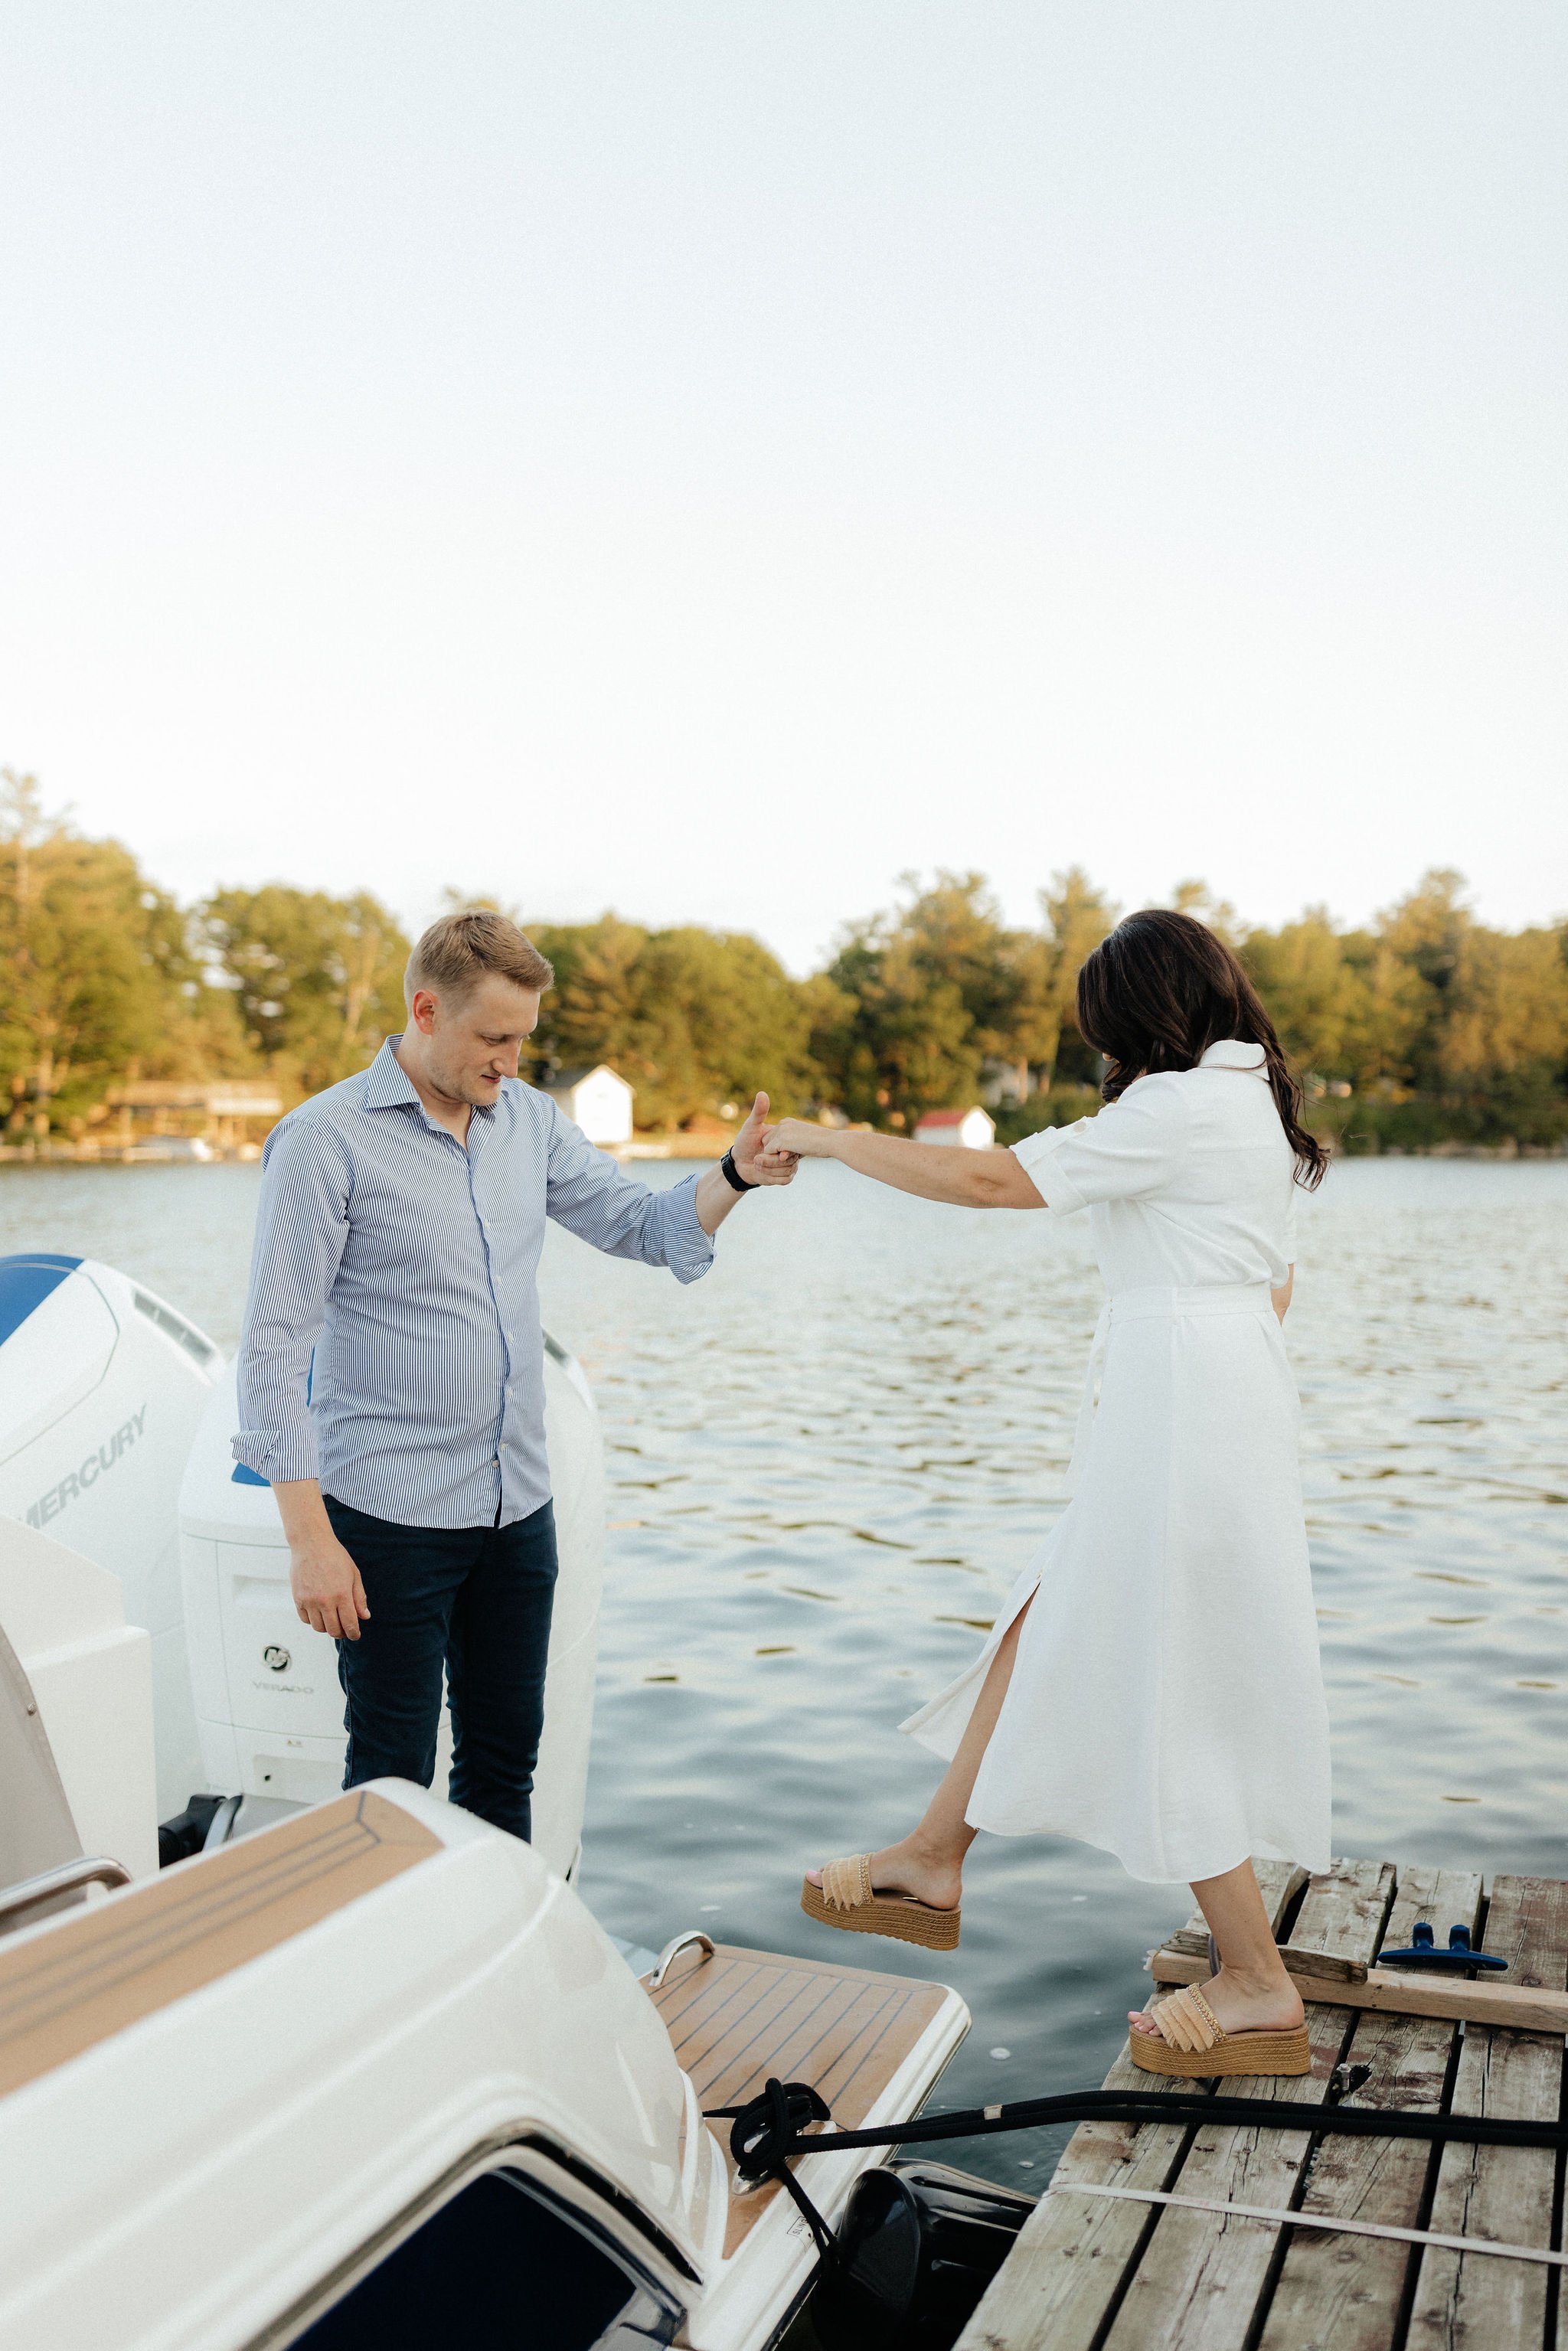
[727, 1106, 838, 1182]
[753, 1115, 838, 1174]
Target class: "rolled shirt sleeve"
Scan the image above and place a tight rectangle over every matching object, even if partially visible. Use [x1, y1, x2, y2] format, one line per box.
[544, 1109, 716, 1285]
[232, 1119, 351, 1482]
[1011, 1078, 1189, 1214]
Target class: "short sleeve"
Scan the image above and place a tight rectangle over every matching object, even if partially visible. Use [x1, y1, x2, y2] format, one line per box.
[1283, 1177, 1300, 1262]
[1011, 1081, 1188, 1214]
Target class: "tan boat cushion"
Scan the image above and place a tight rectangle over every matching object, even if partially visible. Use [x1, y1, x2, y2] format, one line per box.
[0, 1790, 439, 2101]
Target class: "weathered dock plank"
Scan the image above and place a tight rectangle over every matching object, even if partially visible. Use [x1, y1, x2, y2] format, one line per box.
[953, 2046, 1195, 2351]
[954, 1862, 1308, 2351]
[1405, 1873, 1568, 2351]
[1256, 1866, 1485, 2351]
[1097, 1860, 1394, 2351]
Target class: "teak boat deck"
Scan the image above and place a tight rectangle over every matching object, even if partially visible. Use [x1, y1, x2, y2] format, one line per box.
[959, 1854, 1568, 2351]
[648, 1938, 949, 2256]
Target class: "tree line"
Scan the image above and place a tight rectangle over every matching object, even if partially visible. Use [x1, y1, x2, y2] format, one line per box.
[3, 769, 1565, 1151]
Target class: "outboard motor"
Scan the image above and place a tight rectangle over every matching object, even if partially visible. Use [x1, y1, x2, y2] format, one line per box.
[812, 2162, 1036, 2351]
[0, 1253, 221, 1817]
[178, 1334, 606, 1879]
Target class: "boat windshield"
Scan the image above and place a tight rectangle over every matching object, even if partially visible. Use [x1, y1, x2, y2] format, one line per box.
[293, 2168, 675, 2350]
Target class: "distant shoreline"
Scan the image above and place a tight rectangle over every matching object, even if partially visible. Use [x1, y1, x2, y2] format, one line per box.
[2, 1133, 1565, 1168]
[0, 1131, 737, 1167]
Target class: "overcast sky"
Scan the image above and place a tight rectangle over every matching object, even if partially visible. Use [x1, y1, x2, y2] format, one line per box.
[2, 4, 1563, 972]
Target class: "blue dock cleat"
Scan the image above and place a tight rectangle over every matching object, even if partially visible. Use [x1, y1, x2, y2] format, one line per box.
[1380, 1921, 1509, 1971]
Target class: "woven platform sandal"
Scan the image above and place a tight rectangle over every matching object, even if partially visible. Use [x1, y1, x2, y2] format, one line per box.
[799, 1854, 961, 1951]
[1129, 1982, 1310, 2078]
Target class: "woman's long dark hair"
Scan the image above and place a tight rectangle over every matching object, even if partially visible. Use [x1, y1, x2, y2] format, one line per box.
[1076, 909, 1328, 1187]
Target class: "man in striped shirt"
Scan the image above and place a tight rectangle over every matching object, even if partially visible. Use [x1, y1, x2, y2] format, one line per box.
[234, 910, 795, 1841]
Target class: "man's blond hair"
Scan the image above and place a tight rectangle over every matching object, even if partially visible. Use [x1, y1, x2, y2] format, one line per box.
[405, 910, 554, 1004]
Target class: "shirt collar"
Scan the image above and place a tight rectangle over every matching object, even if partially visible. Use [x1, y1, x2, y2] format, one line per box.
[1199, 1039, 1269, 1075]
[362, 1037, 425, 1112]
[361, 1036, 498, 1131]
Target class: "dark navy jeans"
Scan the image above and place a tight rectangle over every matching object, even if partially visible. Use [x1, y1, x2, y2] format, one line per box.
[324, 1495, 558, 1843]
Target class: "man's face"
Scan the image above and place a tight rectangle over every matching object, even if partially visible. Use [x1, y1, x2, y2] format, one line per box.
[413, 974, 541, 1107]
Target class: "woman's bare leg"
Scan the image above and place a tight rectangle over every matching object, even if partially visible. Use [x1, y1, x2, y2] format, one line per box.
[808, 1599, 1032, 1912]
[1128, 1857, 1305, 2039]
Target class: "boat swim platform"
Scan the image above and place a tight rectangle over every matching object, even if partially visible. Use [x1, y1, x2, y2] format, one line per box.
[648, 1938, 951, 2257]
[959, 1854, 1568, 2351]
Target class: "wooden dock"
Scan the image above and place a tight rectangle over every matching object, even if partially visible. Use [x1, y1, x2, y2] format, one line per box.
[958, 1856, 1568, 2351]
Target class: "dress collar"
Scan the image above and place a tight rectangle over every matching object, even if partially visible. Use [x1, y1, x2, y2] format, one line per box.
[1198, 1039, 1268, 1074]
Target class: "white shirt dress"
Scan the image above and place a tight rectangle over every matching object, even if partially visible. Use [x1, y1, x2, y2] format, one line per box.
[901, 1040, 1332, 1885]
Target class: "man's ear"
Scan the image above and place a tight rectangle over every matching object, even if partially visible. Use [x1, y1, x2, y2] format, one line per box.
[410, 987, 439, 1035]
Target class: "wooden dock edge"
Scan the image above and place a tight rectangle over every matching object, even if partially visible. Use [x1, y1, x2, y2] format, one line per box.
[956, 1858, 1568, 2351]
[1148, 1944, 1568, 2036]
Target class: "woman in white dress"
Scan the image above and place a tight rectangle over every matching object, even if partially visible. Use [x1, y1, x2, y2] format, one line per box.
[760, 910, 1331, 2078]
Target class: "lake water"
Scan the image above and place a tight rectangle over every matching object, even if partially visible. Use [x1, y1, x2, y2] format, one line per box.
[2, 1156, 1565, 2183]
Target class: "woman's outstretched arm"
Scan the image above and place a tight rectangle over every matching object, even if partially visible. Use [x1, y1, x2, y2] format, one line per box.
[757, 1118, 1046, 1209]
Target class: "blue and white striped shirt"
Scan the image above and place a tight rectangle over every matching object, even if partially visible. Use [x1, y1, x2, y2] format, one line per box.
[234, 1037, 714, 1527]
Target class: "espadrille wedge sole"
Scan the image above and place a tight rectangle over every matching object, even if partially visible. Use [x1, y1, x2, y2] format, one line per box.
[1131, 2022, 1311, 2077]
[1129, 1981, 1310, 2078]
[800, 1856, 961, 1951]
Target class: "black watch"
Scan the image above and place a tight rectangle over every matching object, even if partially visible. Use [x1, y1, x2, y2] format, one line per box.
[720, 1147, 758, 1193]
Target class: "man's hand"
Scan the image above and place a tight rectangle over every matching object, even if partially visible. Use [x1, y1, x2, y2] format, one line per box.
[292, 1533, 374, 1645]
[693, 1092, 799, 1233]
[290, 1529, 371, 1641]
[728, 1092, 799, 1187]
[273, 1478, 372, 1641]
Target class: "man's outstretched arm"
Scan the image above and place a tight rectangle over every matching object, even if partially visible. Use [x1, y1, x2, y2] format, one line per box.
[545, 1090, 795, 1272]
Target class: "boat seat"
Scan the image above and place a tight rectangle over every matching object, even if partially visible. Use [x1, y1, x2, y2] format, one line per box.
[0, 1791, 439, 2101]
[648, 1940, 950, 2255]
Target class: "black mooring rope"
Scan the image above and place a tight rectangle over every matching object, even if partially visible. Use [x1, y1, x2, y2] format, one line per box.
[738, 2080, 839, 2259]
[704, 2075, 1568, 2255]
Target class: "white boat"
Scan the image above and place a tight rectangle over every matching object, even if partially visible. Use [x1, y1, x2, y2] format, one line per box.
[0, 1765, 973, 2349]
[0, 1252, 221, 1817]
[0, 1252, 1011, 2350]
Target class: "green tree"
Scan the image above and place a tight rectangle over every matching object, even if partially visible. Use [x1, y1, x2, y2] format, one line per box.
[1240, 909, 1371, 1079]
[1036, 867, 1118, 1086]
[1370, 868, 1472, 1092]
[1171, 878, 1243, 946]
[202, 884, 410, 1096]
[527, 915, 818, 1127]
[0, 771, 184, 1134]
[1441, 924, 1568, 1092]
[528, 914, 653, 1082]
[816, 873, 1016, 1127]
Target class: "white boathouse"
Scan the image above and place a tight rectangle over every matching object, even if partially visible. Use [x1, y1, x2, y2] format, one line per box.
[913, 1105, 996, 1149]
[542, 1064, 635, 1146]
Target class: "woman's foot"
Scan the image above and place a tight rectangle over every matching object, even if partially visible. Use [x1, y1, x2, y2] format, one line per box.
[1129, 1966, 1305, 2042]
[805, 1835, 962, 1915]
